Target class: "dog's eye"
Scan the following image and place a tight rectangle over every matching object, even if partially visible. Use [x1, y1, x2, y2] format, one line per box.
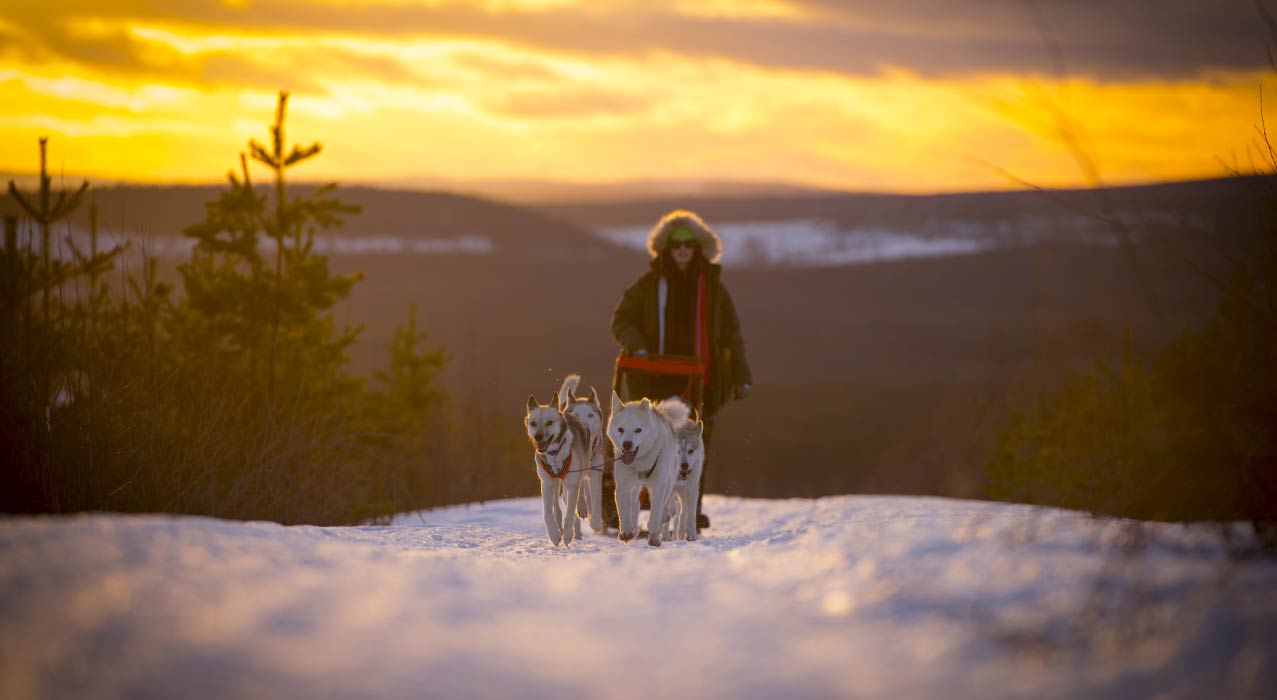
[635, 428, 642, 433]
[688, 447, 696, 453]
[617, 428, 624, 433]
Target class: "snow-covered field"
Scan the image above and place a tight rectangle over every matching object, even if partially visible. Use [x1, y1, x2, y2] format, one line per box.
[598, 220, 994, 266]
[53, 212, 1148, 266]
[595, 214, 1142, 267]
[1, 495, 1274, 700]
[47, 228, 497, 260]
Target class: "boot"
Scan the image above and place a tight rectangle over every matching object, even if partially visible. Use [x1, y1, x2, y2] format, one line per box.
[601, 471, 619, 529]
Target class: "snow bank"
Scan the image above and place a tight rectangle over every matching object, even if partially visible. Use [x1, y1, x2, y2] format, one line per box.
[1, 495, 1274, 700]
[46, 229, 496, 260]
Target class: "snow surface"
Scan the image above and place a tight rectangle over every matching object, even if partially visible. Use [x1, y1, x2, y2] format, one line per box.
[1, 495, 1274, 700]
[49, 229, 496, 260]
[595, 214, 1141, 267]
[598, 220, 993, 267]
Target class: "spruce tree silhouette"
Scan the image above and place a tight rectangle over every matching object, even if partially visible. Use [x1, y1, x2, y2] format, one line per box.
[181, 90, 360, 401]
[250, 91, 324, 398]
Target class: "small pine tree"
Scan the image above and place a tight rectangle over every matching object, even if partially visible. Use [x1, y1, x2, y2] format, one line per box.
[351, 304, 451, 522]
[372, 305, 449, 431]
[176, 92, 363, 401]
[3, 96, 453, 524]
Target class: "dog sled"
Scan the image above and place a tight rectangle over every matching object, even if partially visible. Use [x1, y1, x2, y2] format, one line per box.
[612, 352, 706, 417]
[603, 353, 706, 521]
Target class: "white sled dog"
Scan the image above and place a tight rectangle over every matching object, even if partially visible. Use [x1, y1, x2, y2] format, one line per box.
[558, 374, 606, 534]
[608, 391, 689, 546]
[525, 387, 595, 547]
[661, 416, 705, 542]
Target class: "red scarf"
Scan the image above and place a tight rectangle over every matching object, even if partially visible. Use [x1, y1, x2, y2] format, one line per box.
[696, 274, 710, 386]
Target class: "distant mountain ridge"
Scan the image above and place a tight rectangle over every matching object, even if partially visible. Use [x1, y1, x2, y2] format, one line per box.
[0, 173, 1264, 503]
[1, 175, 1256, 244]
[0, 174, 835, 206]
[0, 184, 623, 259]
[535, 175, 1259, 228]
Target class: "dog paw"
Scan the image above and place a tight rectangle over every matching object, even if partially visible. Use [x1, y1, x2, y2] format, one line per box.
[647, 536, 662, 547]
[619, 530, 636, 542]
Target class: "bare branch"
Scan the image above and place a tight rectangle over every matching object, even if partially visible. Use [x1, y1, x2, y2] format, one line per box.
[248, 140, 278, 169]
[51, 181, 90, 222]
[284, 143, 322, 167]
[7, 182, 37, 219]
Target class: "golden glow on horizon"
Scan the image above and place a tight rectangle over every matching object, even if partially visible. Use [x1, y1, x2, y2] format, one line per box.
[670, 0, 809, 21]
[0, 3, 1265, 192]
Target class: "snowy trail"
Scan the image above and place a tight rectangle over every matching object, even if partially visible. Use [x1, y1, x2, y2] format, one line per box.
[1, 495, 1274, 700]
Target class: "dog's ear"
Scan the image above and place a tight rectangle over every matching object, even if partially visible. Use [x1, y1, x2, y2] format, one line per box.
[695, 420, 704, 436]
[589, 386, 600, 406]
[639, 397, 651, 411]
[611, 391, 623, 414]
[527, 395, 538, 412]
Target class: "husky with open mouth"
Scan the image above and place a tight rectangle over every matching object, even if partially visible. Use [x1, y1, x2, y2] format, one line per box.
[558, 374, 606, 535]
[525, 386, 595, 547]
[608, 391, 690, 546]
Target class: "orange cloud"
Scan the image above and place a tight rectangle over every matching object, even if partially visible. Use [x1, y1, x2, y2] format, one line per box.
[0, 1, 1266, 192]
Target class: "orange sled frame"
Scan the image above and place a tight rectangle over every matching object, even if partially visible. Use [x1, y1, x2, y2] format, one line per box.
[612, 353, 705, 418]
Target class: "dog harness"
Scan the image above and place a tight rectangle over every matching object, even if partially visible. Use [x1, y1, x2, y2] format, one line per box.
[536, 420, 573, 479]
[538, 451, 573, 480]
[536, 414, 613, 478]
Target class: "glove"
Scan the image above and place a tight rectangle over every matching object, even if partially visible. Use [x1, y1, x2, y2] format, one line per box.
[632, 348, 648, 357]
[735, 383, 751, 400]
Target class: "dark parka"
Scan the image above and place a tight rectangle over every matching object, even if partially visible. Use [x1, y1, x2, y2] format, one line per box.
[610, 211, 752, 418]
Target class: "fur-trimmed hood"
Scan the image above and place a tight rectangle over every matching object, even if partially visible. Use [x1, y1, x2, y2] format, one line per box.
[645, 210, 723, 264]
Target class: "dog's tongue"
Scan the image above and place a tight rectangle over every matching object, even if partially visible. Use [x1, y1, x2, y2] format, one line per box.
[620, 450, 636, 465]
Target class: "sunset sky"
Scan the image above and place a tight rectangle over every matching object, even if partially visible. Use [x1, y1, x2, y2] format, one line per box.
[0, 0, 1271, 192]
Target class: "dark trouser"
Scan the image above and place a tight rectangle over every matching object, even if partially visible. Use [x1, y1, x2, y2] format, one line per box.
[696, 416, 715, 517]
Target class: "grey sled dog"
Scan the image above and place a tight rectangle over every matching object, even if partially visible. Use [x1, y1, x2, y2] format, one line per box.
[558, 374, 606, 534]
[525, 390, 594, 546]
[661, 416, 705, 542]
[608, 391, 690, 546]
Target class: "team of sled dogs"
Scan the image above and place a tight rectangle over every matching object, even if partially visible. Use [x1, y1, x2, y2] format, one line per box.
[525, 374, 704, 547]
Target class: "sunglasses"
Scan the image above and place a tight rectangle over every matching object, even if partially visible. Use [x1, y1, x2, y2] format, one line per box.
[669, 240, 699, 250]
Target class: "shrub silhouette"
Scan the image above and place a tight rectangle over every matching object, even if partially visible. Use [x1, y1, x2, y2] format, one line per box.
[1, 93, 450, 524]
[987, 182, 1277, 526]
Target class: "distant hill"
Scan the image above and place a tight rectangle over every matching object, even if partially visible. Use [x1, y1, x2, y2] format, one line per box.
[2, 175, 1266, 503]
[0, 173, 836, 206]
[1, 184, 622, 259]
[535, 175, 1260, 228]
